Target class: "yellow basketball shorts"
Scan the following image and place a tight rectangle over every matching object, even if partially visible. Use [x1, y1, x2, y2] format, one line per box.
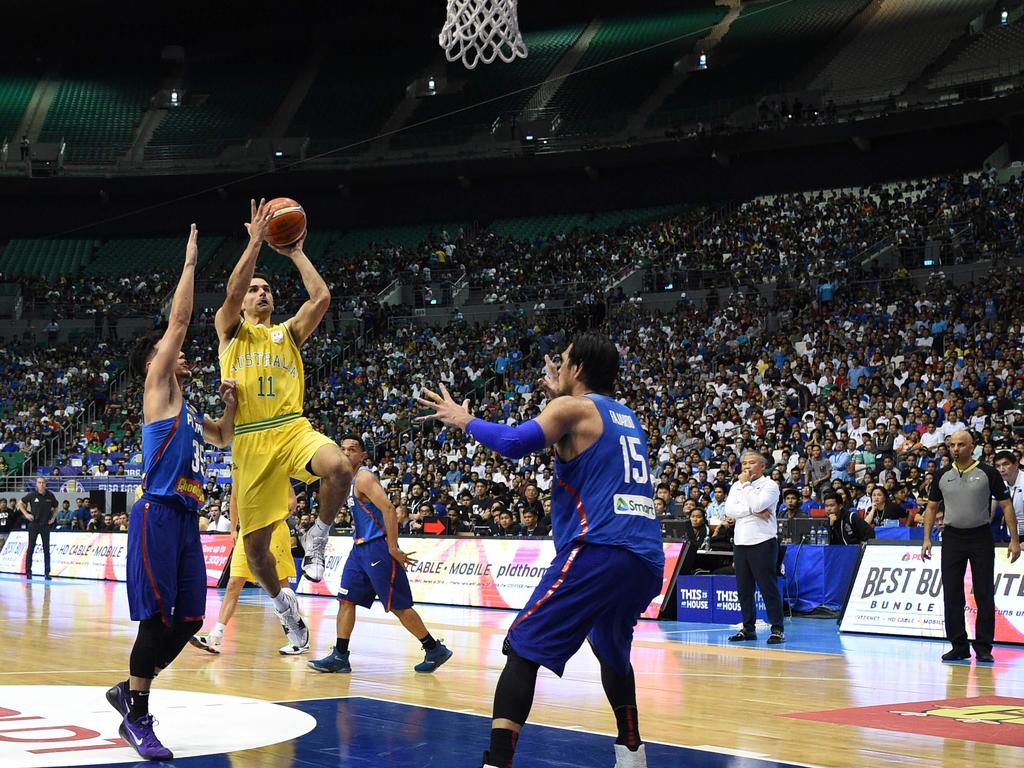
[229, 519, 295, 582]
[232, 415, 335, 536]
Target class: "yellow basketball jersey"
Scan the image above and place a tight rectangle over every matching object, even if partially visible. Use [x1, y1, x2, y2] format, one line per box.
[219, 319, 304, 428]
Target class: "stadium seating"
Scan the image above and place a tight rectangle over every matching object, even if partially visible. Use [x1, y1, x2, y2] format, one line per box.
[39, 78, 154, 164]
[146, 63, 294, 161]
[0, 76, 37, 144]
[489, 205, 682, 241]
[0, 239, 96, 281]
[548, 7, 728, 136]
[86, 236, 224, 275]
[391, 24, 586, 147]
[810, 0, 994, 103]
[653, 0, 870, 125]
[929, 18, 1024, 89]
[291, 36, 436, 157]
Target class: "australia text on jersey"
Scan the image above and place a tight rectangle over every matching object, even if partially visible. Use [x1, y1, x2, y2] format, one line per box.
[227, 351, 298, 378]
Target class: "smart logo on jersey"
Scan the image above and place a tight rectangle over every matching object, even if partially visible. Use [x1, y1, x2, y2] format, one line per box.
[613, 494, 655, 519]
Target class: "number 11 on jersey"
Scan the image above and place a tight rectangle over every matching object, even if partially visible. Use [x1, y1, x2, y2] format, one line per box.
[257, 375, 275, 398]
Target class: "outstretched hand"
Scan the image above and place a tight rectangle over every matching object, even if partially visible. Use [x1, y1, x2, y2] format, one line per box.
[414, 383, 472, 429]
[243, 198, 272, 243]
[536, 353, 560, 400]
[185, 223, 198, 265]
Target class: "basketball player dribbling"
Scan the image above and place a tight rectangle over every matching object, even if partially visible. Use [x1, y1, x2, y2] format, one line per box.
[106, 225, 239, 760]
[216, 200, 353, 650]
[418, 333, 664, 768]
[190, 483, 308, 655]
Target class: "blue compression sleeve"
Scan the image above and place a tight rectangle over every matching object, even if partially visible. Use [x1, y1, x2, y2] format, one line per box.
[465, 418, 547, 460]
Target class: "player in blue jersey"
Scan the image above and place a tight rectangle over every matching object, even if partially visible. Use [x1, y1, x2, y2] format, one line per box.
[105, 224, 239, 761]
[307, 434, 453, 674]
[418, 333, 664, 768]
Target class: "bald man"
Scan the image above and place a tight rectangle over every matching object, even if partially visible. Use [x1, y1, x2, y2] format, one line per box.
[923, 431, 1019, 663]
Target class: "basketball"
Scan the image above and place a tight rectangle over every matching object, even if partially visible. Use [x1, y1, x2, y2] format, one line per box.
[266, 197, 307, 247]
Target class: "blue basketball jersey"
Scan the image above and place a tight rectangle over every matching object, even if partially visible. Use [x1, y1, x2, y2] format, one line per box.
[141, 400, 205, 511]
[349, 468, 386, 544]
[552, 394, 664, 569]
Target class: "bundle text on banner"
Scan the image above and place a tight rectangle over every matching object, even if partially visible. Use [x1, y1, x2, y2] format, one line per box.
[840, 541, 1024, 644]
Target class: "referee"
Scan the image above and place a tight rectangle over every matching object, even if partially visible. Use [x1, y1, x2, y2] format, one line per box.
[922, 431, 1019, 663]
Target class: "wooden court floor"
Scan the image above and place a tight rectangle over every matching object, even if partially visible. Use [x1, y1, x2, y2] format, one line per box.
[3, 575, 1024, 767]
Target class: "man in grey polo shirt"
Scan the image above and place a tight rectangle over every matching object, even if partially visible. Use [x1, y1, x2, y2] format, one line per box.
[922, 431, 1019, 663]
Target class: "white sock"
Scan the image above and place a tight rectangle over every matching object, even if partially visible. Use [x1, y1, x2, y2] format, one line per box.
[312, 518, 330, 537]
[213, 622, 226, 636]
[271, 587, 295, 612]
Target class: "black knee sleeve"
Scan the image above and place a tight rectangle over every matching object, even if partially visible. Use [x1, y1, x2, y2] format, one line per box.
[492, 649, 540, 725]
[130, 617, 166, 679]
[155, 619, 204, 670]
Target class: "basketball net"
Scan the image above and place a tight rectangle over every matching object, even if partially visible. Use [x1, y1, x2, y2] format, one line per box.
[439, 0, 528, 70]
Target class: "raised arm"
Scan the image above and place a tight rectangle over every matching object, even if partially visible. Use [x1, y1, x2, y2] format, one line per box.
[202, 379, 237, 448]
[216, 199, 271, 349]
[268, 235, 330, 347]
[143, 224, 198, 422]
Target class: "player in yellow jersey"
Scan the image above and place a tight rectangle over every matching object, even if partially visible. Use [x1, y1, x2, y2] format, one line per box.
[190, 482, 307, 656]
[216, 199, 354, 649]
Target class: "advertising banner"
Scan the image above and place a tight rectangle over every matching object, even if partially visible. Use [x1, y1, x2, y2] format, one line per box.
[0, 531, 232, 587]
[840, 542, 1024, 644]
[201, 536, 233, 587]
[298, 536, 683, 618]
[0, 531, 126, 581]
[677, 575, 785, 624]
[27, 478, 143, 494]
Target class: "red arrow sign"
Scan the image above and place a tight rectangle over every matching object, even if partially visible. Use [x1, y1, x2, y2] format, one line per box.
[423, 520, 446, 535]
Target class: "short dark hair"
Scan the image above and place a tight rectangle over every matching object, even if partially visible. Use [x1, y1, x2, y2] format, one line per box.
[342, 433, 365, 450]
[995, 450, 1019, 465]
[252, 272, 272, 287]
[822, 492, 841, 506]
[129, 328, 166, 377]
[782, 487, 800, 500]
[567, 332, 618, 395]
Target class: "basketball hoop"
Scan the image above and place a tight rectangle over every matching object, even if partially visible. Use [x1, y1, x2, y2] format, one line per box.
[440, 0, 528, 70]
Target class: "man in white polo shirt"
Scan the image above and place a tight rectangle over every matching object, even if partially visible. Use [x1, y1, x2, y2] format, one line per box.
[724, 451, 784, 644]
[994, 450, 1024, 540]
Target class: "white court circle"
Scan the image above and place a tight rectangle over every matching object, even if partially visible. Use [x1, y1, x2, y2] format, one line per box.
[0, 686, 316, 767]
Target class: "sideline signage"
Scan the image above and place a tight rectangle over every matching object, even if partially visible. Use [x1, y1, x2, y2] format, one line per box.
[840, 542, 1024, 644]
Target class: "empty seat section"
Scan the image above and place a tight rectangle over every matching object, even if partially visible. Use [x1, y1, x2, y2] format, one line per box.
[392, 24, 585, 148]
[547, 6, 728, 136]
[655, 0, 870, 124]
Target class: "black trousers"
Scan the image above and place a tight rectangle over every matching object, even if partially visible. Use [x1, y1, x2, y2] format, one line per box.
[941, 524, 995, 654]
[733, 537, 784, 634]
[26, 526, 51, 575]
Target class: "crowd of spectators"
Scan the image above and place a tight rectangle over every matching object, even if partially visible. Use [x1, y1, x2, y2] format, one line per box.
[5, 174, 1021, 332]
[0, 341, 126, 482]
[4, 173, 1023, 561]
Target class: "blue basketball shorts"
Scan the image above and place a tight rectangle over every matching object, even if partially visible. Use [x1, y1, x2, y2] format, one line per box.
[127, 495, 207, 625]
[506, 543, 662, 677]
[337, 537, 414, 612]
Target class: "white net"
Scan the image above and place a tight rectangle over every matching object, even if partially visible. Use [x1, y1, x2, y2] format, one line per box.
[439, 0, 528, 70]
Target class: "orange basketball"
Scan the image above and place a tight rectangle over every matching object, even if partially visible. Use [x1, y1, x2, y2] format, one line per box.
[266, 197, 307, 247]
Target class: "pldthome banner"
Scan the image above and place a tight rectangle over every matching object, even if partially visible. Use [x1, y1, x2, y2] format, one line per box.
[297, 536, 684, 619]
[0, 531, 232, 586]
[840, 542, 1024, 644]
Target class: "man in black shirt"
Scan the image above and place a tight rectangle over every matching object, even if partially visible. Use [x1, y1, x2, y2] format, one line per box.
[19, 477, 58, 579]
